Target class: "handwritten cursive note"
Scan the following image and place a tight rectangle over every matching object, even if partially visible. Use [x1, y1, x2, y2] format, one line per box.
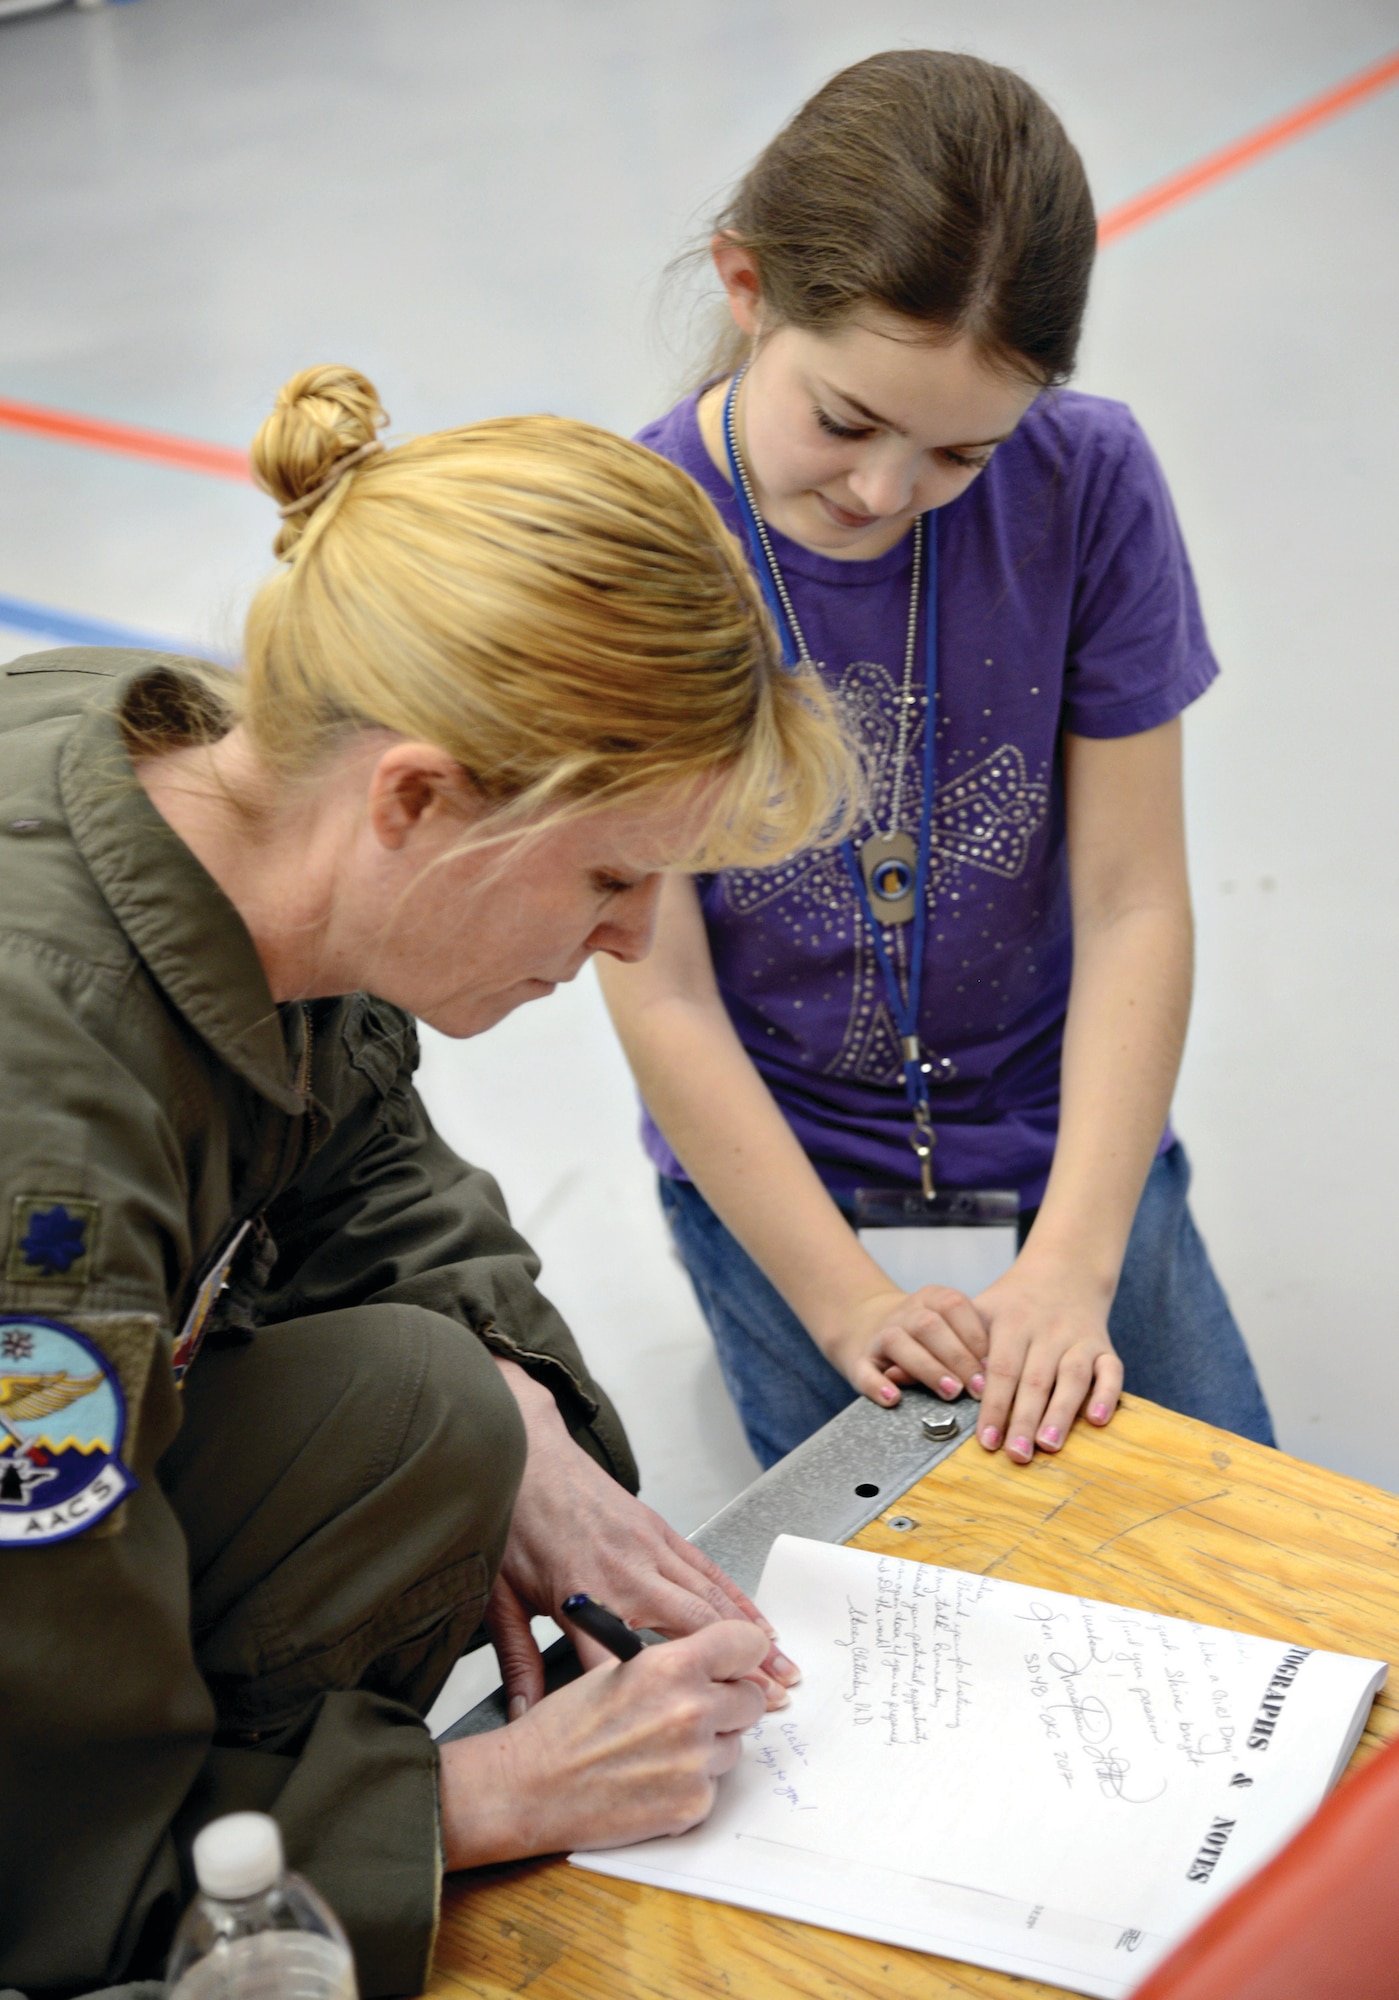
[833, 1546, 1256, 1819]
[576, 1536, 1384, 1999]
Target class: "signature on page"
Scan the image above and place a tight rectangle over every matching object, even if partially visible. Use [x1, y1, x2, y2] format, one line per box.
[1019, 1602, 1168, 1803]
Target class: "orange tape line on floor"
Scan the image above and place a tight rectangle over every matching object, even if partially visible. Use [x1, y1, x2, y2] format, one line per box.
[1, 46, 1397, 478]
[0, 394, 250, 481]
[1098, 44, 1399, 243]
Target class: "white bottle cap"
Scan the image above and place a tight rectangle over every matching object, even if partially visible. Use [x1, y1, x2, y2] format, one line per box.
[192, 1813, 284, 1901]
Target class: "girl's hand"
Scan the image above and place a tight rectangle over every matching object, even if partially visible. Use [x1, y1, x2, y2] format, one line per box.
[491, 1360, 799, 1712]
[971, 1263, 1123, 1462]
[826, 1285, 991, 1406]
[440, 1620, 770, 1868]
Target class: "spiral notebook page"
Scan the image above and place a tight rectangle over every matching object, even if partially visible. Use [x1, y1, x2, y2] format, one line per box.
[573, 1535, 1386, 1998]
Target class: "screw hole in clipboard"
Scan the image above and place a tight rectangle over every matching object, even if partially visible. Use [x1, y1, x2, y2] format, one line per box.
[854, 1482, 880, 1498]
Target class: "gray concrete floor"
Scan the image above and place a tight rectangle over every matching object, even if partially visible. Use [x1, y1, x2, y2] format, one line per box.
[1, 1, 1397, 1599]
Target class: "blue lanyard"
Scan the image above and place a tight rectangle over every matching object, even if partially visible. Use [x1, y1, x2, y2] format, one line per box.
[721, 374, 943, 1195]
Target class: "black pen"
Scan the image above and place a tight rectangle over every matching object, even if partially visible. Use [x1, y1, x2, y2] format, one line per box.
[561, 1592, 645, 1661]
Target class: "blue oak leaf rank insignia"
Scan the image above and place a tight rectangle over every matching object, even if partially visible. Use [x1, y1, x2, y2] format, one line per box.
[21, 1206, 87, 1275]
[7, 1196, 101, 1286]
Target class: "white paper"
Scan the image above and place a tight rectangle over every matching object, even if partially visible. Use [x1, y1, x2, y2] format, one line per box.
[858, 1223, 1017, 1297]
[574, 1535, 1386, 1998]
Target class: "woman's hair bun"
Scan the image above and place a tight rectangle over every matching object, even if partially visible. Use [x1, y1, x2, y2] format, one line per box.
[252, 364, 388, 557]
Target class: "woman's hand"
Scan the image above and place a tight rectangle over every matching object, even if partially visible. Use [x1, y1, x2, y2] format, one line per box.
[439, 1620, 770, 1869]
[491, 1360, 799, 1712]
[970, 1260, 1123, 1463]
[824, 1284, 991, 1406]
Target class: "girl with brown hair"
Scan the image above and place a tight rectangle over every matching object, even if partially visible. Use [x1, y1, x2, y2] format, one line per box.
[602, 50, 1274, 1469]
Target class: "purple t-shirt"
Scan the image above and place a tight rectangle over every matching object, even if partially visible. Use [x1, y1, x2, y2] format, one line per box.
[635, 389, 1216, 1205]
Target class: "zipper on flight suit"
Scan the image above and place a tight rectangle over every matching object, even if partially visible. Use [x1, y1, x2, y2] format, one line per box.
[297, 1003, 320, 1149]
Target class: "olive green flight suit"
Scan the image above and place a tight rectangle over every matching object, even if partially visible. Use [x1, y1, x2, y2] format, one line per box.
[0, 652, 638, 1997]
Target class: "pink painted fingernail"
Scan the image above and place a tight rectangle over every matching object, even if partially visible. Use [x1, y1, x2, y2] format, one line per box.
[1009, 1436, 1034, 1461]
[981, 1425, 1001, 1449]
[970, 1373, 985, 1397]
[508, 1695, 527, 1723]
[880, 1383, 897, 1403]
[770, 1650, 801, 1685]
[938, 1374, 961, 1399]
[1038, 1426, 1062, 1449]
[1090, 1402, 1111, 1423]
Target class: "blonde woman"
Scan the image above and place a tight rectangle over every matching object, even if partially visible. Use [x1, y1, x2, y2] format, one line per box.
[0, 367, 849, 2000]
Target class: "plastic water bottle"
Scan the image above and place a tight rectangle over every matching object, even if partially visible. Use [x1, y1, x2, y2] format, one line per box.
[166, 1812, 358, 2000]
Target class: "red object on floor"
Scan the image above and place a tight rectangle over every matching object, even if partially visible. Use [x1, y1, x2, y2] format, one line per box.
[1130, 1733, 1399, 1999]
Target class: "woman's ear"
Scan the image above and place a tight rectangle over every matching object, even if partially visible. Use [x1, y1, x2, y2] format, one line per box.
[710, 233, 764, 337]
[367, 741, 478, 852]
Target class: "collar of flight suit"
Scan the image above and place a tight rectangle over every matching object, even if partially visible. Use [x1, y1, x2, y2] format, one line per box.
[59, 658, 310, 1116]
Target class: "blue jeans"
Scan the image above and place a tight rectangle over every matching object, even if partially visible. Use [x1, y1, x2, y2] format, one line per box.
[660, 1141, 1275, 1469]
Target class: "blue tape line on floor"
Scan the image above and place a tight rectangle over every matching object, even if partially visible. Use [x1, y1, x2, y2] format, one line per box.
[0, 591, 223, 660]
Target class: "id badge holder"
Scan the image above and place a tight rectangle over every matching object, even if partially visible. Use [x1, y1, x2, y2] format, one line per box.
[855, 1187, 1019, 1298]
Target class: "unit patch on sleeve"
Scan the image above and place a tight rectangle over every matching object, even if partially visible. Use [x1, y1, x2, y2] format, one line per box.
[0, 1315, 136, 1544]
[7, 1196, 100, 1285]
